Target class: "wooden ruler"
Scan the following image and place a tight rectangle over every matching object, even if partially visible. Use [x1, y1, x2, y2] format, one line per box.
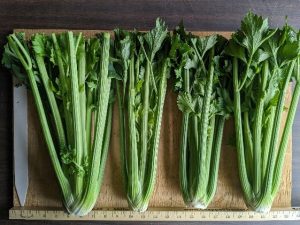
[9, 208, 300, 221]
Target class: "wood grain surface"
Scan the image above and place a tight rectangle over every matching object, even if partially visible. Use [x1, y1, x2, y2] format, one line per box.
[1, 1, 300, 225]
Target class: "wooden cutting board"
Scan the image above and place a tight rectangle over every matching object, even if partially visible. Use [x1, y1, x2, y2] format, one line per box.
[11, 30, 292, 214]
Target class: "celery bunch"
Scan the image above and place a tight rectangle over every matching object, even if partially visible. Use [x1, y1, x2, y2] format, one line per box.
[2, 32, 113, 215]
[111, 19, 170, 212]
[171, 25, 232, 208]
[225, 12, 300, 212]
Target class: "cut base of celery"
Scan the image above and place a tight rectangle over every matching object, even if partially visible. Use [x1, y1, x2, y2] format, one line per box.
[131, 204, 148, 213]
[186, 200, 208, 209]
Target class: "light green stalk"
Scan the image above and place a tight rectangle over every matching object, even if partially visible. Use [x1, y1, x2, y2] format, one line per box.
[179, 69, 190, 204]
[252, 60, 268, 197]
[71, 33, 111, 215]
[243, 111, 253, 183]
[51, 34, 73, 147]
[35, 53, 66, 152]
[127, 56, 140, 206]
[194, 47, 215, 205]
[68, 31, 84, 198]
[138, 60, 168, 211]
[260, 62, 295, 207]
[78, 40, 87, 160]
[205, 116, 225, 203]
[272, 82, 300, 195]
[233, 57, 253, 205]
[139, 61, 151, 185]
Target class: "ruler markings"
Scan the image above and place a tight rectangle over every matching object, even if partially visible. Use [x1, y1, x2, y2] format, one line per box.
[9, 208, 300, 221]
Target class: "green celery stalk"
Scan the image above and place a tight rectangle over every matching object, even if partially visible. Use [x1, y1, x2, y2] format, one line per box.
[113, 19, 170, 211]
[6, 33, 75, 210]
[171, 26, 230, 209]
[2, 31, 113, 216]
[226, 12, 300, 212]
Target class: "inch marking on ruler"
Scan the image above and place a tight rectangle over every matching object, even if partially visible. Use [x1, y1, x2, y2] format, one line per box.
[9, 208, 300, 221]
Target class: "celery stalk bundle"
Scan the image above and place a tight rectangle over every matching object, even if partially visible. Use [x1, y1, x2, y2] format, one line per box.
[225, 12, 300, 212]
[2, 32, 113, 215]
[171, 25, 232, 208]
[111, 19, 170, 212]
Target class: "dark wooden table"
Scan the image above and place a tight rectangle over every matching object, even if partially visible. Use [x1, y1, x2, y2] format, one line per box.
[1, 1, 300, 224]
